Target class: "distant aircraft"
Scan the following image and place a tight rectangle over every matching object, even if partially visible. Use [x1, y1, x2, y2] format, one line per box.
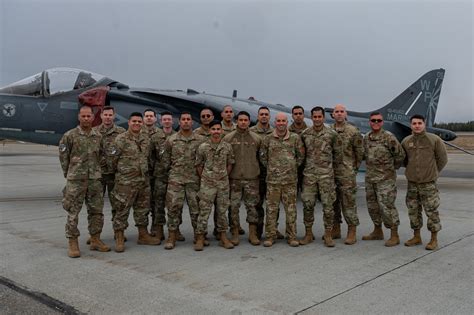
[0, 67, 464, 151]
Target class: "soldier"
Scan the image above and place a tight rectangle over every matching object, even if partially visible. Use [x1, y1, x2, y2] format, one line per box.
[221, 105, 236, 135]
[150, 111, 176, 241]
[94, 106, 125, 222]
[331, 104, 364, 245]
[289, 105, 308, 193]
[194, 108, 214, 137]
[110, 112, 161, 252]
[402, 114, 448, 250]
[194, 120, 235, 251]
[250, 106, 283, 239]
[223, 111, 262, 246]
[300, 106, 341, 247]
[59, 105, 110, 258]
[142, 109, 166, 237]
[260, 112, 305, 247]
[288, 105, 308, 135]
[162, 112, 205, 250]
[362, 112, 405, 247]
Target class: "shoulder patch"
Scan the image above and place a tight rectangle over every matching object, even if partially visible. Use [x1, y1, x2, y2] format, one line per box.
[59, 143, 67, 152]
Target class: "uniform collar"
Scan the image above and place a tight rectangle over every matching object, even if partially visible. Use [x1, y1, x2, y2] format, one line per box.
[272, 128, 290, 140]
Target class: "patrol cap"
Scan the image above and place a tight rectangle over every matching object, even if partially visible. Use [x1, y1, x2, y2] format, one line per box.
[209, 120, 222, 128]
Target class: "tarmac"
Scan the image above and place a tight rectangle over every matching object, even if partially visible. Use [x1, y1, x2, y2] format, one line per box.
[1, 143, 473, 314]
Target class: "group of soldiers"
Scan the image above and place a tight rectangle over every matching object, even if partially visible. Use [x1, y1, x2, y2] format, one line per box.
[59, 103, 448, 258]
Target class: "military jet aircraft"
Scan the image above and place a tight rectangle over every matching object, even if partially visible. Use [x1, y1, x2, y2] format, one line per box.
[0, 67, 461, 148]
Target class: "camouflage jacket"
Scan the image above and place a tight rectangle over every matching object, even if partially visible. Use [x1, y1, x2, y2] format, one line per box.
[223, 128, 261, 180]
[402, 131, 448, 183]
[250, 124, 273, 137]
[110, 130, 150, 185]
[332, 122, 364, 178]
[162, 131, 205, 184]
[194, 126, 211, 138]
[93, 124, 126, 175]
[301, 125, 341, 181]
[59, 126, 103, 180]
[141, 125, 162, 176]
[150, 128, 175, 179]
[289, 121, 308, 135]
[364, 129, 405, 182]
[221, 121, 236, 136]
[196, 140, 235, 182]
[260, 129, 305, 184]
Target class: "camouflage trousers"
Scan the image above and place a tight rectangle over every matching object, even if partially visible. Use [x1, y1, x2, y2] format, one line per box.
[301, 177, 336, 230]
[153, 175, 168, 225]
[265, 183, 297, 240]
[406, 181, 441, 232]
[112, 182, 150, 231]
[100, 173, 118, 220]
[62, 179, 104, 239]
[365, 179, 400, 229]
[334, 176, 360, 226]
[166, 180, 200, 231]
[254, 174, 267, 226]
[196, 178, 230, 234]
[229, 179, 260, 228]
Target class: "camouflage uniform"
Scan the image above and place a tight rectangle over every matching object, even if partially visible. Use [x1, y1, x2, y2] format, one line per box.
[364, 129, 405, 228]
[142, 126, 163, 225]
[249, 124, 274, 227]
[59, 126, 104, 238]
[195, 140, 235, 234]
[301, 126, 341, 230]
[94, 123, 125, 220]
[151, 129, 176, 225]
[332, 122, 364, 226]
[221, 121, 236, 135]
[223, 129, 262, 227]
[110, 130, 151, 231]
[260, 130, 305, 240]
[402, 131, 448, 232]
[194, 126, 211, 138]
[289, 121, 308, 192]
[163, 131, 205, 231]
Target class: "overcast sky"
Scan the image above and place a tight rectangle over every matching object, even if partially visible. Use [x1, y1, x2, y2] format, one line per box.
[1, 0, 472, 122]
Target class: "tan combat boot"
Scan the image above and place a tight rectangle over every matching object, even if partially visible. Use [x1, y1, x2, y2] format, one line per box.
[219, 232, 234, 249]
[344, 225, 357, 245]
[362, 225, 384, 240]
[287, 239, 299, 247]
[299, 227, 314, 245]
[194, 233, 205, 251]
[115, 230, 125, 253]
[323, 228, 335, 247]
[164, 230, 177, 250]
[137, 226, 161, 245]
[332, 223, 341, 239]
[230, 226, 240, 246]
[425, 231, 438, 250]
[176, 227, 185, 242]
[89, 234, 111, 252]
[404, 229, 422, 247]
[68, 238, 81, 258]
[155, 224, 165, 241]
[263, 238, 274, 247]
[248, 224, 261, 246]
[385, 227, 400, 247]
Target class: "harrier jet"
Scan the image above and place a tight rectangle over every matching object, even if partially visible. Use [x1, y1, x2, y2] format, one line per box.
[0, 67, 458, 147]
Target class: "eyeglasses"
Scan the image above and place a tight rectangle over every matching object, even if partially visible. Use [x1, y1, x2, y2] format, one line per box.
[370, 119, 383, 123]
[201, 114, 212, 118]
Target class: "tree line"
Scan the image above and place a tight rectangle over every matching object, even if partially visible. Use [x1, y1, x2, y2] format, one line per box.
[433, 121, 474, 131]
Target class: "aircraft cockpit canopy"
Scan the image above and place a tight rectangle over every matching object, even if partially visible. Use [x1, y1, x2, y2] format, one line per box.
[0, 68, 105, 97]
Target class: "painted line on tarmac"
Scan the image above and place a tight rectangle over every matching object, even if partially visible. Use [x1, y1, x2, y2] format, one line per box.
[0, 276, 83, 315]
[294, 232, 474, 314]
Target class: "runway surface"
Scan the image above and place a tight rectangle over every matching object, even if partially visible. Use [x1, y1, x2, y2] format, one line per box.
[1, 143, 473, 314]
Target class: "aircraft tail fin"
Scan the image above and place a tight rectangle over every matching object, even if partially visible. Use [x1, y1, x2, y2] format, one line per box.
[374, 69, 445, 127]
